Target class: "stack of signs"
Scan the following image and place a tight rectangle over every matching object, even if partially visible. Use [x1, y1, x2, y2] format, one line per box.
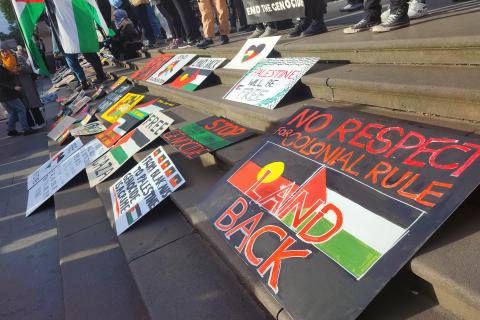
[62, 90, 85, 107]
[80, 105, 98, 125]
[70, 121, 107, 136]
[130, 54, 174, 81]
[26, 138, 110, 216]
[101, 92, 144, 123]
[110, 146, 185, 235]
[224, 57, 318, 109]
[87, 110, 174, 187]
[47, 74, 76, 93]
[108, 76, 128, 93]
[147, 54, 197, 85]
[243, 0, 305, 24]
[96, 109, 149, 148]
[224, 36, 280, 70]
[47, 116, 76, 144]
[162, 116, 255, 159]
[170, 57, 226, 91]
[70, 96, 91, 115]
[27, 138, 84, 190]
[97, 84, 133, 113]
[199, 106, 480, 319]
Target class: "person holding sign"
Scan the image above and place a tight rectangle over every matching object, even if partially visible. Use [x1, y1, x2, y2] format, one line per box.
[196, 0, 231, 49]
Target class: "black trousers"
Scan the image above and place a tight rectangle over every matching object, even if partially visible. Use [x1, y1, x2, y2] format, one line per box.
[169, 0, 201, 41]
[26, 108, 45, 126]
[83, 52, 106, 79]
[96, 0, 113, 28]
[157, 1, 184, 39]
[228, 0, 247, 28]
[304, 0, 326, 18]
[365, 0, 408, 21]
[133, 4, 156, 43]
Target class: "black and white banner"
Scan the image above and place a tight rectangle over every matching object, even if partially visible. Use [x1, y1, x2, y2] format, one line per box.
[242, 0, 305, 24]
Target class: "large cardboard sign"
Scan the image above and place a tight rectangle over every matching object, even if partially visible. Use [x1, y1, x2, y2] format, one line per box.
[96, 109, 149, 148]
[70, 96, 91, 115]
[224, 57, 318, 109]
[133, 97, 175, 115]
[108, 76, 128, 92]
[147, 54, 197, 85]
[170, 58, 225, 92]
[162, 116, 255, 159]
[86, 111, 174, 187]
[130, 54, 174, 81]
[27, 138, 84, 190]
[223, 36, 280, 70]
[26, 138, 109, 216]
[70, 121, 107, 136]
[200, 107, 480, 319]
[110, 146, 185, 235]
[101, 92, 144, 123]
[47, 116, 76, 142]
[242, 0, 305, 24]
[97, 84, 133, 113]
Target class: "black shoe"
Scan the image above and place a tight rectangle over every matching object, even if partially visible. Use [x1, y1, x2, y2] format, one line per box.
[289, 20, 307, 37]
[196, 38, 214, 49]
[372, 8, 409, 33]
[93, 76, 107, 85]
[23, 129, 35, 136]
[302, 20, 327, 37]
[220, 35, 229, 45]
[7, 130, 20, 136]
[81, 80, 91, 90]
[344, 18, 380, 34]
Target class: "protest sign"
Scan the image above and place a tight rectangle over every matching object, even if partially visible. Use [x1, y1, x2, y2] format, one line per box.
[133, 97, 174, 114]
[27, 138, 84, 190]
[200, 106, 480, 320]
[70, 121, 107, 136]
[170, 58, 226, 91]
[147, 54, 197, 85]
[190, 57, 226, 70]
[110, 146, 185, 235]
[162, 116, 255, 159]
[101, 92, 145, 123]
[130, 54, 175, 81]
[224, 36, 280, 70]
[87, 110, 174, 187]
[97, 84, 133, 113]
[96, 109, 149, 148]
[242, 0, 305, 24]
[80, 106, 98, 125]
[26, 138, 109, 216]
[224, 57, 318, 109]
[47, 116, 76, 142]
[108, 76, 128, 92]
[62, 90, 85, 107]
[70, 96, 91, 115]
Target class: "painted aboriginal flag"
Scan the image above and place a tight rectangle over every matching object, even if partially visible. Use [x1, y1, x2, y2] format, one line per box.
[170, 67, 213, 91]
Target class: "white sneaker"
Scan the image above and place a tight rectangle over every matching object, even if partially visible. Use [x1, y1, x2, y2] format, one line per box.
[408, 0, 427, 19]
[248, 28, 265, 39]
[260, 26, 278, 38]
[381, 1, 427, 22]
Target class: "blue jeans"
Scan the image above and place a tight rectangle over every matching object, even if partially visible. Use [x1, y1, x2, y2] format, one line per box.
[3, 99, 30, 131]
[64, 53, 86, 82]
[147, 4, 164, 40]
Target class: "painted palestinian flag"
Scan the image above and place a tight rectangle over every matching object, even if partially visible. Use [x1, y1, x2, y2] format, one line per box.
[126, 204, 142, 225]
[95, 109, 148, 148]
[11, 0, 48, 75]
[170, 68, 212, 91]
[227, 142, 423, 279]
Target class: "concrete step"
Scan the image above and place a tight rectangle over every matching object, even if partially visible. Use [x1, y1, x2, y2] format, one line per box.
[152, 8, 480, 66]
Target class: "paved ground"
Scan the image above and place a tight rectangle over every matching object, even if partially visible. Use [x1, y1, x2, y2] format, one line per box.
[0, 82, 64, 320]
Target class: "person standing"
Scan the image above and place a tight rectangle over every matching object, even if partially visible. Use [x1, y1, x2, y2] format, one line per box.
[0, 64, 33, 136]
[129, 0, 158, 48]
[289, 0, 327, 37]
[196, 0, 230, 48]
[344, 0, 410, 33]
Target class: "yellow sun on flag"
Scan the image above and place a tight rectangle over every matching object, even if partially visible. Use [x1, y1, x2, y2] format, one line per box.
[257, 162, 285, 183]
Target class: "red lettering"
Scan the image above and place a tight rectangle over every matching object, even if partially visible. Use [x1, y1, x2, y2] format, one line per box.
[384, 131, 426, 158]
[225, 212, 264, 253]
[327, 118, 363, 142]
[349, 123, 384, 149]
[298, 203, 343, 243]
[214, 197, 248, 231]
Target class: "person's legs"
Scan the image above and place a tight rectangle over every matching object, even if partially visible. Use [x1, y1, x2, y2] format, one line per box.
[303, 0, 327, 36]
[64, 53, 87, 82]
[157, 1, 183, 40]
[213, 0, 230, 36]
[233, 0, 247, 28]
[134, 4, 157, 45]
[171, 0, 201, 42]
[83, 52, 106, 81]
[147, 4, 163, 40]
[228, 0, 237, 31]
[198, 0, 215, 38]
[30, 108, 45, 126]
[4, 99, 30, 132]
[364, 0, 382, 22]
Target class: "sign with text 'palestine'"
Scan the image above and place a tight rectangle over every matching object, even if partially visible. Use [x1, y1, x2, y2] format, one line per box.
[162, 116, 255, 159]
[130, 54, 174, 81]
[147, 54, 197, 85]
[110, 146, 185, 235]
[170, 58, 226, 92]
[87, 111, 174, 187]
[96, 109, 149, 148]
[199, 107, 480, 320]
[224, 57, 318, 109]
[27, 138, 84, 190]
[243, 0, 305, 24]
[101, 92, 145, 123]
[224, 36, 280, 70]
[97, 84, 133, 113]
[70, 121, 107, 137]
[26, 139, 109, 216]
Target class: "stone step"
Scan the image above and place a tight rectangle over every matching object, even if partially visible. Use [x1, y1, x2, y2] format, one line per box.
[152, 8, 480, 66]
